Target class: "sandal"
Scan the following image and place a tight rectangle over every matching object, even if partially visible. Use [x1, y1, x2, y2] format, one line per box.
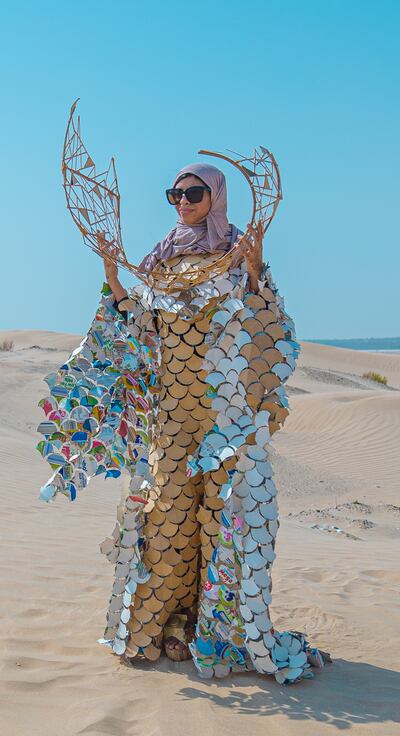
[163, 612, 195, 662]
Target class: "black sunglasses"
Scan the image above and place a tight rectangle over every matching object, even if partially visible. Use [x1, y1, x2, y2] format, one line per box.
[165, 185, 211, 205]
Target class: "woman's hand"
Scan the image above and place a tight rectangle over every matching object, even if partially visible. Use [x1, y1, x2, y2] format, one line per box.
[232, 221, 264, 292]
[96, 234, 127, 302]
[96, 233, 118, 282]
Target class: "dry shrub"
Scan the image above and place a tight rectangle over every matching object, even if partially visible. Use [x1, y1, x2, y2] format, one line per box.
[363, 371, 388, 385]
[0, 339, 14, 351]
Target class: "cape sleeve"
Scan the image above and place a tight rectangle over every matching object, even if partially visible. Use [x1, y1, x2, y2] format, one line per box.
[253, 261, 301, 433]
[186, 262, 300, 477]
[185, 266, 321, 685]
[37, 282, 159, 502]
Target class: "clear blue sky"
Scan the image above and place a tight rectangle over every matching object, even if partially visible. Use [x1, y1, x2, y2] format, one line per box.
[1, 0, 399, 339]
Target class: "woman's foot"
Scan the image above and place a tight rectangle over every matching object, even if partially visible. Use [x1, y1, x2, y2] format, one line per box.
[163, 609, 196, 662]
[164, 636, 191, 661]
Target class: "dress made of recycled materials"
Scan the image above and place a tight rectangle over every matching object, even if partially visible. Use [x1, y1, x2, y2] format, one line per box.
[37, 252, 326, 683]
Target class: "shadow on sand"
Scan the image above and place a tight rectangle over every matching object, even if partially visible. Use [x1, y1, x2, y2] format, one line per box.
[172, 658, 400, 730]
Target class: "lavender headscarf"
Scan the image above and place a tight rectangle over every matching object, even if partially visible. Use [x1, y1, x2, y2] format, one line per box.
[139, 163, 242, 272]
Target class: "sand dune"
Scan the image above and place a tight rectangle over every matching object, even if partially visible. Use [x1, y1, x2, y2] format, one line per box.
[298, 341, 400, 390]
[0, 331, 399, 735]
[273, 391, 400, 498]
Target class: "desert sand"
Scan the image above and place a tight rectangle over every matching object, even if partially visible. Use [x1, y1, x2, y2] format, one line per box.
[0, 329, 399, 735]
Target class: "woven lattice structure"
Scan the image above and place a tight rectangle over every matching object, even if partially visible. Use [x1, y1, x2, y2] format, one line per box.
[62, 100, 282, 293]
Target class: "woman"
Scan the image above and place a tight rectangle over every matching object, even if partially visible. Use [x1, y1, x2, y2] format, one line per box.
[38, 162, 330, 682]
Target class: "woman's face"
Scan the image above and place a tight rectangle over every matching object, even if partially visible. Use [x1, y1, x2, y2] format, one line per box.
[173, 174, 211, 225]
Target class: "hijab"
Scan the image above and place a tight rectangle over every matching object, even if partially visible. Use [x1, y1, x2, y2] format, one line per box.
[139, 163, 242, 272]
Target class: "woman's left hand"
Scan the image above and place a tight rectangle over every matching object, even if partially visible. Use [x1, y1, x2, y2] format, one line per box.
[231, 221, 264, 291]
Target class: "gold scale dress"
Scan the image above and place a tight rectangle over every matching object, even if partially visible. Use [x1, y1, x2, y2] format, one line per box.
[38, 251, 327, 684]
[125, 263, 231, 659]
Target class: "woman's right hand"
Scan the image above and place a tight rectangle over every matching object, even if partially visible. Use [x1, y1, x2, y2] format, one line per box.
[96, 234, 128, 302]
[96, 234, 119, 285]
[103, 248, 119, 284]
